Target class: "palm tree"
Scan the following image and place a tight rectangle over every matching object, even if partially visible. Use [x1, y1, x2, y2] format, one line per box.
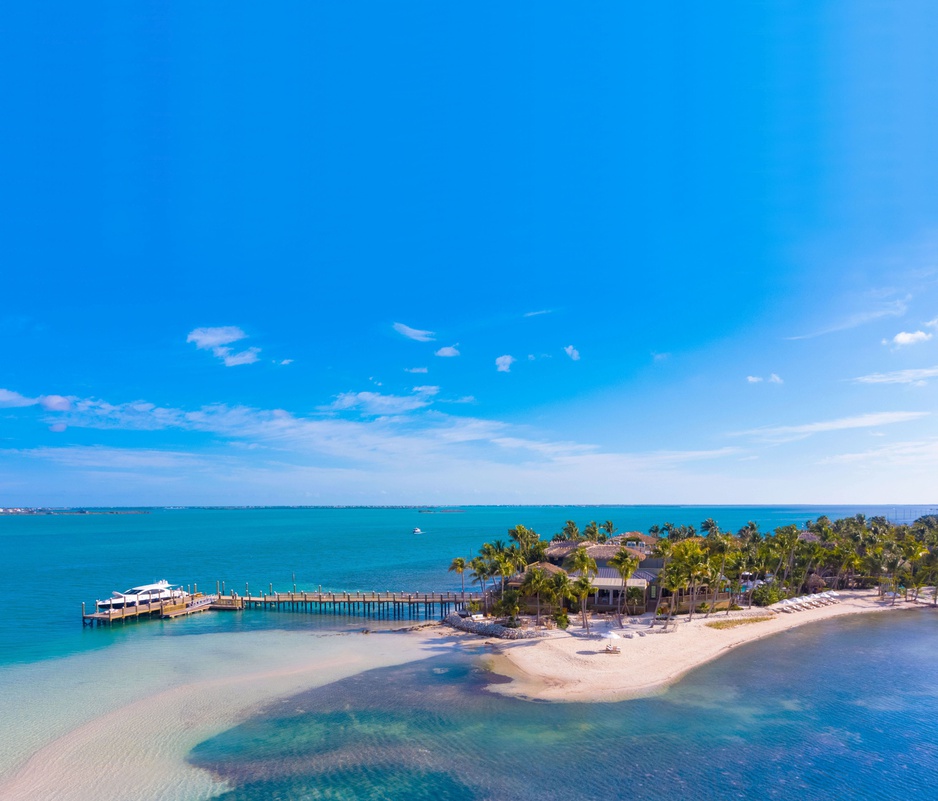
[602, 520, 617, 538]
[520, 567, 549, 627]
[469, 557, 492, 614]
[572, 575, 595, 634]
[548, 571, 574, 618]
[449, 557, 468, 600]
[652, 535, 675, 620]
[564, 547, 598, 633]
[584, 521, 601, 542]
[609, 548, 640, 615]
[562, 520, 581, 541]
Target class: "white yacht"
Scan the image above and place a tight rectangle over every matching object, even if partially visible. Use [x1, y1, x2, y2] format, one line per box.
[96, 580, 187, 610]
[413, 527, 423, 534]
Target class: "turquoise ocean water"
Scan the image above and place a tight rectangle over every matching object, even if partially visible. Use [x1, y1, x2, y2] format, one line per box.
[2, 505, 937, 799]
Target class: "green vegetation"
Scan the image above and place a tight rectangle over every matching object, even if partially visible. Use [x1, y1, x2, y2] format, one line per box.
[705, 616, 774, 630]
[450, 513, 938, 629]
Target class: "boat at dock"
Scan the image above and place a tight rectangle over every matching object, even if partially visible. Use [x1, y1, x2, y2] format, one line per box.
[96, 580, 187, 610]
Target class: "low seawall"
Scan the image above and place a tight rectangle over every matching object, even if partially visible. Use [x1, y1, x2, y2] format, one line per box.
[444, 613, 539, 640]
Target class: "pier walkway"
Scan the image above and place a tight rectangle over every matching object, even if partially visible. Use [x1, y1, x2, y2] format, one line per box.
[82, 588, 480, 625]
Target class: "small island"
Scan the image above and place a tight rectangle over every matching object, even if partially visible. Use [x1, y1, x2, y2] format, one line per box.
[445, 515, 938, 701]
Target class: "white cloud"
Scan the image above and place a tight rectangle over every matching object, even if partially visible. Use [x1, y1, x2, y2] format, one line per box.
[278, 359, 294, 366]
[925, 317, 938, 329]
[187, 326, 248, 349]
[404, 367, 428, 374]
[0, 388, 38, 408]
[748, 374, 783, 384]
[885, 330, 932, 347]
[218, 347, 261, 367]
[768, 374, 784, 384]
[737, 411, 928, 442]
[652, 352, 670, 362]
[187, 326, 261, 367]
[564, 345, 580, 361]
[853, 366, 938, 385]
[495, 355, 515, 373]
[49, 422, 67, 433]
[434, 345, 460, 357]
[524, 310, 551, 317]
[329, 386, 440, 415]
[393, 322, 436, 342]
[746, 376, 763, 384]
[0, 390, 72, 411]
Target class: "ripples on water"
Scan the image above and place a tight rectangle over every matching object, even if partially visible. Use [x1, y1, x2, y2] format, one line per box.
[190, 610, 938, 801]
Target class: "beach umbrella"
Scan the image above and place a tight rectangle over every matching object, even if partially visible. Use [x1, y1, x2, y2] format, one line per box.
[601, 631, 621, 640]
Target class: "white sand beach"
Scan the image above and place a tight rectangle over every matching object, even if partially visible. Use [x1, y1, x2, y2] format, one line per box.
[485, 590, 924, 703]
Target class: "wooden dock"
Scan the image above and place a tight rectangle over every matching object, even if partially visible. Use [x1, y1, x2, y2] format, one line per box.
[82, 588, 479, 625]
[81, 594, 218, 625]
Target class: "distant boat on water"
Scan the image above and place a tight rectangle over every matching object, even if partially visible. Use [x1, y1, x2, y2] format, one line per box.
[413, 527, 423, 534]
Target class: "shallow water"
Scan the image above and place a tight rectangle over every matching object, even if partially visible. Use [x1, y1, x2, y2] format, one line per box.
[190, 611, 938, 801]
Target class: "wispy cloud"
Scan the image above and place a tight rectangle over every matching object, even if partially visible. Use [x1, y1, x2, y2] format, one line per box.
[787, 298, 908, 340]
[524, 310, 551, 317]
[219, 347, 261, 367]
[187, 326, 261, 367]
[186, 326, 247, 350]
[883, 330, 932, 347]
[404, 367, 428, 374]
[393, 322, 436, 342]
[434, 345, 460, 357]
[328, 387, 439, 415]
[736, 411, 928, 442]
[746, 376, 763, 384]
[747, 374, 783, 384]
[821, 437, 938, 467]
[563, 345, 580, 361]
[277, 359, 294, 366]
[495, 355, 515, 373]
[0, 389, 39, 408]
[853, 366, 938, 385]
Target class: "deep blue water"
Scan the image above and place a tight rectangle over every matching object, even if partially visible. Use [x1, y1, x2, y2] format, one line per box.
[1, 505, 934, 665]
[190, 610, 938, 800]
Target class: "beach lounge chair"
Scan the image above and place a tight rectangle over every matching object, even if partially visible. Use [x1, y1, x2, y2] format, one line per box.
[604, 643, 621, 654]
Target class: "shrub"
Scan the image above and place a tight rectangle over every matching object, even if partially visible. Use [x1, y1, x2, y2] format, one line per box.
[696, 602, 710, 613]
[751, 583, 780, 607]
[553, 610, 570, 629]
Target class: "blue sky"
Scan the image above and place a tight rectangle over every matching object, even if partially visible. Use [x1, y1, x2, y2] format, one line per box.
[3, 1, 938, 505]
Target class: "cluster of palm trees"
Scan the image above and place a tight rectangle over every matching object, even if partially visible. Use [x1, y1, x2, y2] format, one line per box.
[652, 514, 938, 625]
[449, 514, 938, 631]
[551, 519, 617, 542]
[449, 521, 641, 632]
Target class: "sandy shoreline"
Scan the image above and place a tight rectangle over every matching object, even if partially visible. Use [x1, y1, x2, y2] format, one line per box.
[484, 590, 928, 703]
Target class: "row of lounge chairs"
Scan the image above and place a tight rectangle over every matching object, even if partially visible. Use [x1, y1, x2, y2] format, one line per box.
[776, 591, 840, 612]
